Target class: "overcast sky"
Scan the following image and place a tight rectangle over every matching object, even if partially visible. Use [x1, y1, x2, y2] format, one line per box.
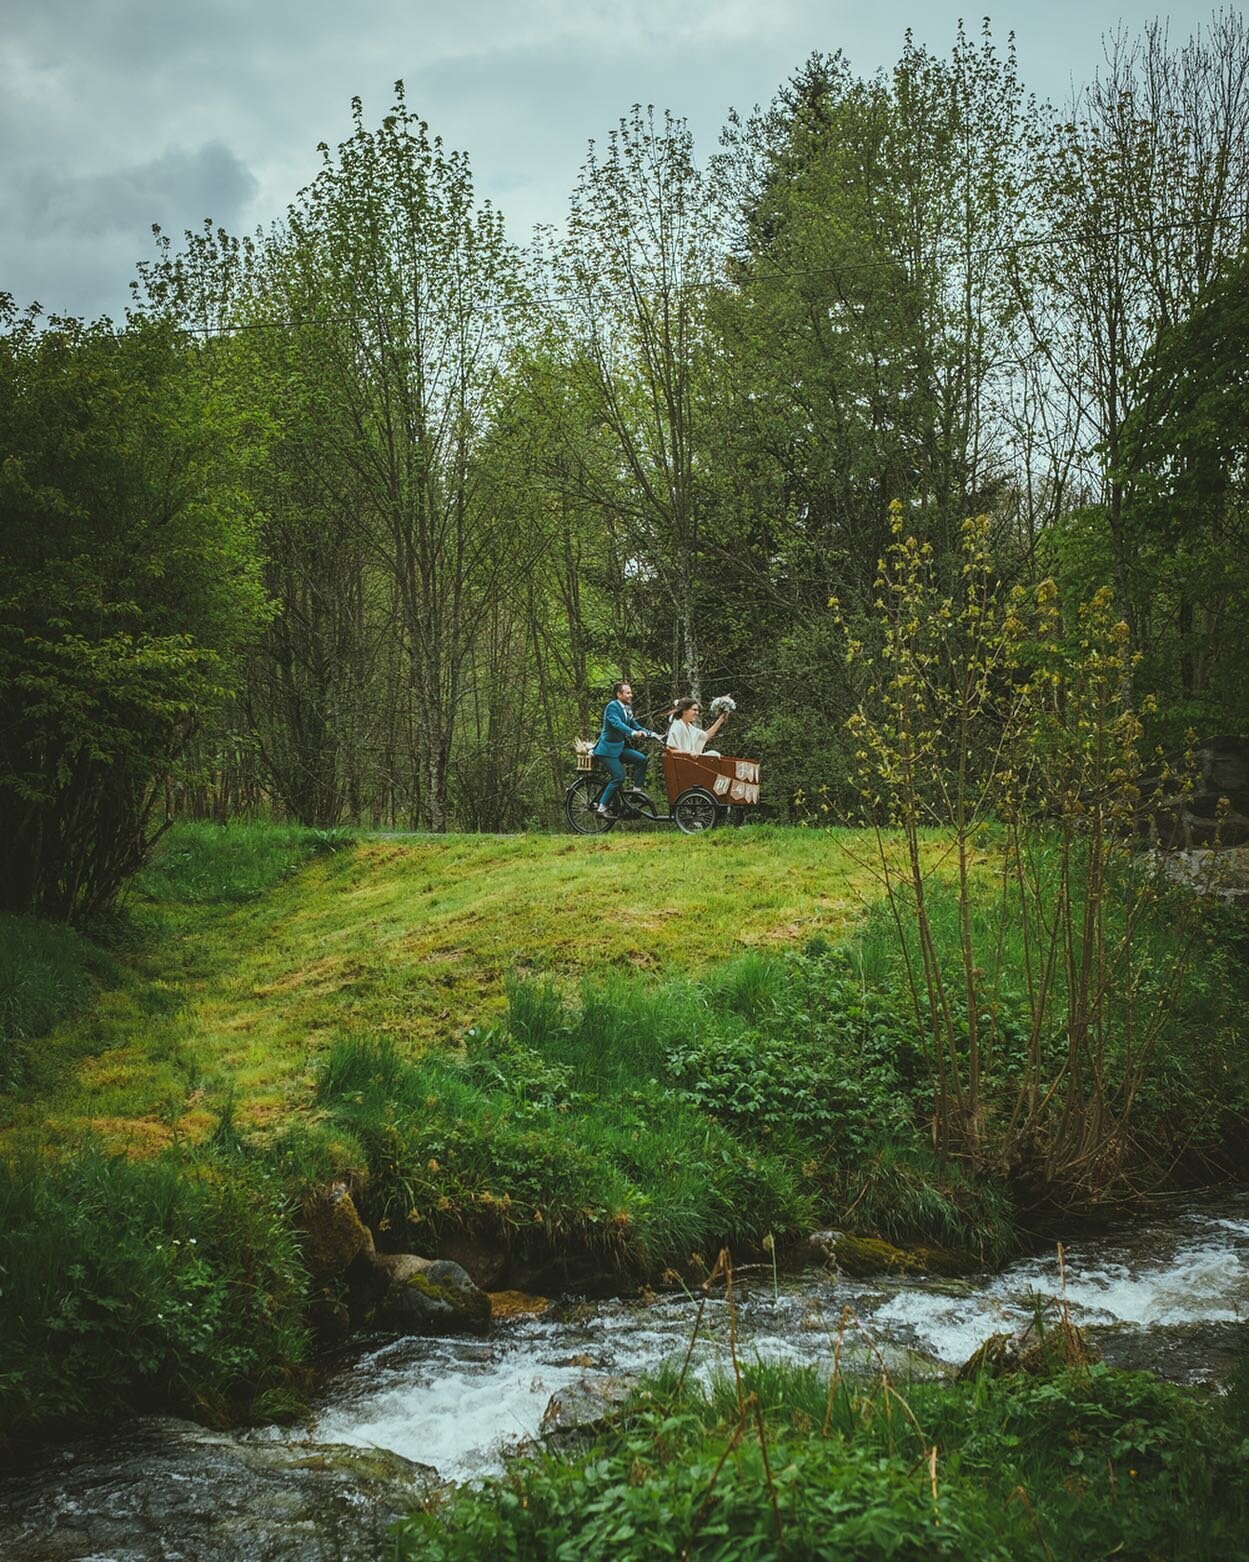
[0, 1, 1222, 323]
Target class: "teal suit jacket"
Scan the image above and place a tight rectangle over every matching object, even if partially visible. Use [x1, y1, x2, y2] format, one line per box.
[592, 699, 638, 758]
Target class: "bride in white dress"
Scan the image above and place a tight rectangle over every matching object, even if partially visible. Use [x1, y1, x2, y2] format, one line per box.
[665, 697, 728, 757]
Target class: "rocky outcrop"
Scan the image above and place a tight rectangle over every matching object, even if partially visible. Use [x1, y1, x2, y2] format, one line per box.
[958, 1312, 1098, 1380]
[299, 1183, 374, 1282]
[1145, 735, 1249, 848]
[351, 1251, 491, 1335]
[297, 1185, 495, 1338]
[808, 1230, 979, 1278]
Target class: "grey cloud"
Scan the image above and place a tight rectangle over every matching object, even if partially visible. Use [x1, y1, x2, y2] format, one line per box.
[0, 0, 1199, 323]
[18, 142, 258, 239]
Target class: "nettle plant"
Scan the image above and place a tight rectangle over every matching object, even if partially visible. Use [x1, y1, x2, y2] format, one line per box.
[833, 502, 1199, 1209]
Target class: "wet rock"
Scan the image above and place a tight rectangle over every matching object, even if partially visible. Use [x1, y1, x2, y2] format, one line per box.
[307, 1291, 352, 1343]
[539, 1375, 635, 1447]
[958, 1312, 1099, 1381]
[809, 1231, 915, 1276]
[0, 1417, 439, 1562]
[300, 1182, 374, 1282]
[360, 1251, 491, 1335]
[908, 1244, 983, 1278]
[439, 1231, 508, 1290]
[810, 1229, 980, 1278]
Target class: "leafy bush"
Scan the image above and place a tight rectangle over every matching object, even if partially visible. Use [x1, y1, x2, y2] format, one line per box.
[0, 1147, 309, 1444]
[306, 945, 1018, 1277]
[0, 308, 269, 920]
[312, 1031, 811, 1276]
[850, 862, 1249, 1186]
[0, 914, 106, 1089]
[396, 1362, 1249, 1560]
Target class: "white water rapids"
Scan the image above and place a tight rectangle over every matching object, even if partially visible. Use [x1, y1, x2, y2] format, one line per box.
[302, 1194, 1249, 1484]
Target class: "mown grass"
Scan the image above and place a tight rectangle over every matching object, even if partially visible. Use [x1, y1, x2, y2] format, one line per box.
[396, 1359, 1249, 1560]
[0, 821, 910, 1156]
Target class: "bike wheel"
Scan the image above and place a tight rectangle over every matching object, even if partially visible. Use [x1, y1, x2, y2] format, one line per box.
[564, 774, 616, 835]
[673, 787, 719, 834]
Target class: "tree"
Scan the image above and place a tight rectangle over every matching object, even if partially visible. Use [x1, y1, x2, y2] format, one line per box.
[1115, 249, 1249, 739]
[714, 26, 1039, 610]
[1020, 13, 1249, 640]
[0, 303, 266, 917]
[550, 106, 719, 699]
[264, 86, 529, 832]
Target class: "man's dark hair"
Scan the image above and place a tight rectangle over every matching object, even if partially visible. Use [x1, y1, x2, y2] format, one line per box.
[612, 680, 630, 697]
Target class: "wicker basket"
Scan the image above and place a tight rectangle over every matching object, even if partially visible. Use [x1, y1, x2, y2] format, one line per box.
[573, 738, 595, 772]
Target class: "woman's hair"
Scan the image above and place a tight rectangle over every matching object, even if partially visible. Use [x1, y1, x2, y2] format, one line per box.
[672, 697, 699, 720]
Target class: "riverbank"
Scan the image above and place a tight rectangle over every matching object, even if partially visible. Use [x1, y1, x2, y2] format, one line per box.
[2, 821, 1247, 1455]
[3, 1194, 1248, 1559]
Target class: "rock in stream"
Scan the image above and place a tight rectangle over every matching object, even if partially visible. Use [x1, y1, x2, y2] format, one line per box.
[0, 1417, 439, 1562]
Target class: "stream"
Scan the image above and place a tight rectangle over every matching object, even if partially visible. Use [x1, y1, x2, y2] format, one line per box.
[4, 1192, 1247, 1561]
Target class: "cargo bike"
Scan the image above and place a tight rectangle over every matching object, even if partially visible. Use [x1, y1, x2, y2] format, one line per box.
[563, 735, 762, 835]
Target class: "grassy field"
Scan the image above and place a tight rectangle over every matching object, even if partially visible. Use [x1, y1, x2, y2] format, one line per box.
[1, 822, 917, 1156]
[3, 819, 1246, 1451]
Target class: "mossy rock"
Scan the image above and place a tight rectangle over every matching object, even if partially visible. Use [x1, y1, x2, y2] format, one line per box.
[908, 1243, 983, 1278]
[299, 1183, 374, 1281]
[369, 1252, 492, 1335]
[810, 1230, 980, 1278]
[830, 1234, 925, 1277]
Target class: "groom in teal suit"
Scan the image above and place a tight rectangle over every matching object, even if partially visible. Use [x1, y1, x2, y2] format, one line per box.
[592, 680, 650, 815]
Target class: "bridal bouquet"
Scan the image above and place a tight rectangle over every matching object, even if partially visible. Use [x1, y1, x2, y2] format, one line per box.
[709, 695, 736, 717]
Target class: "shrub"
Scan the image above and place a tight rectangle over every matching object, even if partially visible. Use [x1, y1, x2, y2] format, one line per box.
[0, 308, 268, 920]
[395, 1362, 1249, 1560]
[0, 1146, 309, 1444]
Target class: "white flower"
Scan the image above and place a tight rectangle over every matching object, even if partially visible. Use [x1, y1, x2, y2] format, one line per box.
[709, 695, 737, 717]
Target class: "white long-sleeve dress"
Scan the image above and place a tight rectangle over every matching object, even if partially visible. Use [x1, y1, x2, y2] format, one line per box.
[666, 719, 720, 757]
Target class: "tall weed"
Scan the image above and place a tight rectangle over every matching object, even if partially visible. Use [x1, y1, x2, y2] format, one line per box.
[0, 914, 107, 1090]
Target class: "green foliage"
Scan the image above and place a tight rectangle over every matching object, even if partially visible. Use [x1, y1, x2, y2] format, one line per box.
[303, 946, 1018, 1277]
[1116, 250, 1249, 744]
[310, 1027, 810, 1275]
[833, 505, 1240, 1206]
[0, 1146, 309, 1445]
[133, 820, 352, 904]
[0, 305, 268, 918]
[849, 859, 1249, 1187]
[0, 914, 108, 1090]
[397, 1362, 1249, 1559]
